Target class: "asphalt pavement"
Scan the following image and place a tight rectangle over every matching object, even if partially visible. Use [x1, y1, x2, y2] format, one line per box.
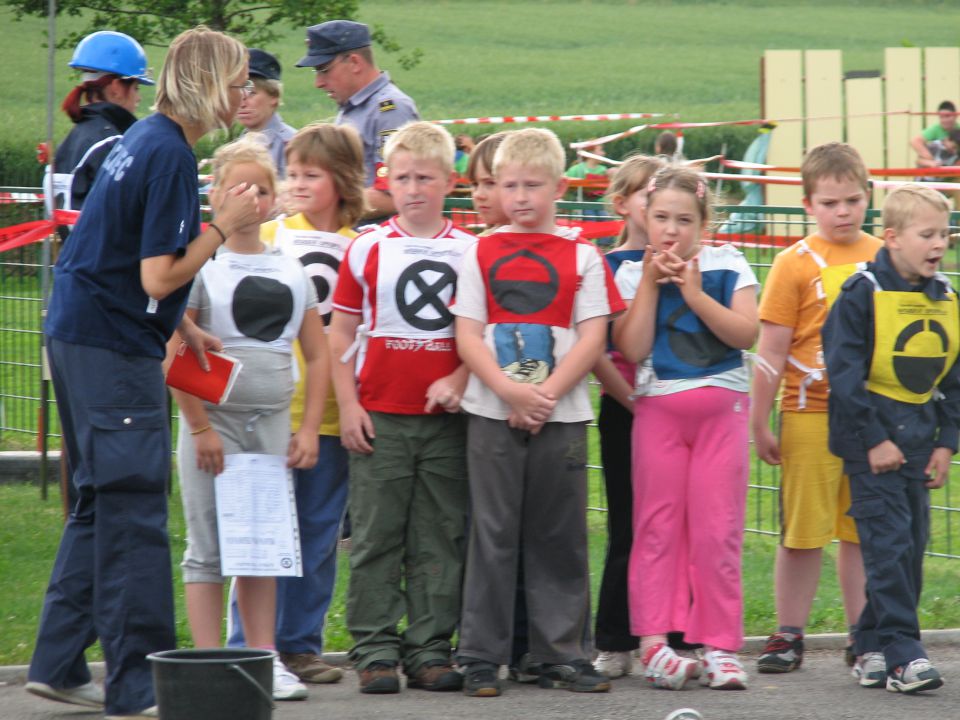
[3, 633, 960, 720]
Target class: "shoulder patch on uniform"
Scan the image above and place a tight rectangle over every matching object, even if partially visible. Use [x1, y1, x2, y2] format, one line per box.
[376, 164, 388, 178]
[379, 99, 396, 113]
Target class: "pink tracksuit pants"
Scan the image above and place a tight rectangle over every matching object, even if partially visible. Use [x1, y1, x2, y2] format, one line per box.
[628, 386, 748, 651]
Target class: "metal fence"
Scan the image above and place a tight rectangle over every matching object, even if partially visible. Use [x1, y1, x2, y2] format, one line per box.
[3, 191, 960, 557]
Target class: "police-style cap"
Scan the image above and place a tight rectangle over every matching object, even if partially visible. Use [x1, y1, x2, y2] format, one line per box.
[296, 20, 371, 67]
[248, 49, 282, 81]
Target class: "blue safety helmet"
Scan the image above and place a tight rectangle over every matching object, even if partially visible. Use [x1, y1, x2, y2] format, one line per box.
[69, 31, 155, 85]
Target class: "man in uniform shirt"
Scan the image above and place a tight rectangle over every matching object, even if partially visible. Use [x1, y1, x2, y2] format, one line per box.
[297, 20, 419, 220]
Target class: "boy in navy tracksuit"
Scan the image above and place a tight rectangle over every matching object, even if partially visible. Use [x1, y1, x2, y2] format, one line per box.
[823, 184, 957, 694]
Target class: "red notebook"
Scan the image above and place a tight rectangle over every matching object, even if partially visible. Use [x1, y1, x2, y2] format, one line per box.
[166, 344, 242, 405]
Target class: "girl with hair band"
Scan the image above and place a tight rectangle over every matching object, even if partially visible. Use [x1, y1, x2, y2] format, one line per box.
[27, 27, 260, 720]
[613, 166, 759, 692]
[172, 137, 329, 702]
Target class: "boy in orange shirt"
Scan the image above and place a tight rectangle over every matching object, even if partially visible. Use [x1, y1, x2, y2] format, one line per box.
[750, 142, 880, 674]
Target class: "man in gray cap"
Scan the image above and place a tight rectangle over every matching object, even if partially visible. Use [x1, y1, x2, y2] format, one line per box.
[238, 48, 297, 177]
[297, 20, 419, 219]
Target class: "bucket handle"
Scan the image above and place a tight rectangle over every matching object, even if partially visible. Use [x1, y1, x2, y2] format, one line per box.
[226, 663, 276, 710]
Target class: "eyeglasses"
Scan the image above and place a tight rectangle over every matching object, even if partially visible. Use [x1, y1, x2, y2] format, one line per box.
[314, 55, 346, 76]
[230, 80, 255, 96]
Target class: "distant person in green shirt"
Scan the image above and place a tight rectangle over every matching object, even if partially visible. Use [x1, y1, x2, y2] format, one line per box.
[454, 133, 476, 176]
[911, 100, 957, 167]
[565, 144, 610, 220]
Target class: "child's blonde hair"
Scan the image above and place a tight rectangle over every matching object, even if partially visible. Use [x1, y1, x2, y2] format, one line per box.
[645, 165, 713, 227]
[606, 154, 666, 247]
[286, 123, 366, 229]
[154, 26, 247, 133]
[801, 142, 869, 198]
[384, 121, 456, 174]
[211, 136, 277, 196]
[492, 128, 565, 181]
[465, 132, 508, 183]
[883, 183, 951, 233]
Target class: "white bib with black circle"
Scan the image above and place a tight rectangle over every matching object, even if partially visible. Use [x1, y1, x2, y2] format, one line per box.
[200, 248, 307, 353]
[372, 236, 472, 339]
[274, 220, 351, 330]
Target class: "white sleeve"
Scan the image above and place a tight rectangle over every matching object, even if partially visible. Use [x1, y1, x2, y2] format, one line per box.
[614, 259, 643, 302]
[451, 243, 488, 323]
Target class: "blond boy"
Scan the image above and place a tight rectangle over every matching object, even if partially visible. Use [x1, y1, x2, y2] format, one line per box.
[453, 128, 624, 696]
[823, 184, 955, 693]
[752, 142, 880, 673]
[329, 121, 475, 694]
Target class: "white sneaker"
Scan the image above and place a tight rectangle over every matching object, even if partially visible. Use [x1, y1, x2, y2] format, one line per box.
[25, 680, 105, 708]
[273, 657, 308, 701]
[852, 652, 886, 688]
[594, 650, 633, 678]
[886, 658, 943, 694]
[642, 643, 698, 690]
[699, 650, 747, 690]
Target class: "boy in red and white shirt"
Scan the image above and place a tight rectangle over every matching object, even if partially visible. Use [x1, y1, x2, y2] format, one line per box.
[329, 121, 474, 695]
[453, 128, 624, 696]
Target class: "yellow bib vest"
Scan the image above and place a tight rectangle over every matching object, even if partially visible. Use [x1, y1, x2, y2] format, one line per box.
[859, 271, 960, 404]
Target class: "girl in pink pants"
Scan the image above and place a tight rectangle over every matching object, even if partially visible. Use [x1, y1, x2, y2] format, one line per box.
[613, 166, 759, 691]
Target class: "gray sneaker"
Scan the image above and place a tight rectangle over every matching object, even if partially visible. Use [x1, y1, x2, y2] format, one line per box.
[886, 658, 943, 694]
[25, 681, 105, 708]
[852, 652, 886, 688]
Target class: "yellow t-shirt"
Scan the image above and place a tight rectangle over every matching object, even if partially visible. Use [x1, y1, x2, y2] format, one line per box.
[758, 231, 882, 412]
[262, 213, 357, 436]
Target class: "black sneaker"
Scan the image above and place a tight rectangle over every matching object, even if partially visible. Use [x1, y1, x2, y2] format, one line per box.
[463, 662, 501, 697]
[844, 643, 856, 667]
[757, 632, 804, 673]
[507, 653, 542, 683]
[538, 660, 611, 693]
[886, 658, 943, 694]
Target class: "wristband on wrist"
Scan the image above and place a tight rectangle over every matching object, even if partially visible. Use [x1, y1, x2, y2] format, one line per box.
[208, 222, 227, 244]
[190, 424, 212, 436]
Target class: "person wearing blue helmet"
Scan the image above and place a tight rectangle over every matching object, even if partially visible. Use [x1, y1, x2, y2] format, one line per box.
[45, 31, 155, 220]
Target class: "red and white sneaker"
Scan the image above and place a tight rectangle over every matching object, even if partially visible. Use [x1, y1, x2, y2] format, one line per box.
[642, 643, 698, 690]
[699, 650, 748, 690]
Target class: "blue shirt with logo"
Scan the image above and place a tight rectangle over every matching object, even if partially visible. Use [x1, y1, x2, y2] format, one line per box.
[46, 113, 201, 359]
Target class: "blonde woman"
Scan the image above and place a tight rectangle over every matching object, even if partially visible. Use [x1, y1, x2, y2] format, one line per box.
[26, 27, 260, 720]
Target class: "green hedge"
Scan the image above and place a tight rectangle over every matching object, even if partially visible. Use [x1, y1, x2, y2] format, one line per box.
[0, 122, 760, 190]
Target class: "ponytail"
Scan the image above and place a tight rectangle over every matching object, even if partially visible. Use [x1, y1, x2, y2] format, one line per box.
[60, 75, 115, 121]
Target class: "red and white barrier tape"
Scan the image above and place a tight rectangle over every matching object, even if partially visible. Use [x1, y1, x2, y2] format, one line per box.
[432, 112, 669, 126]
[721, 158, 960, 177]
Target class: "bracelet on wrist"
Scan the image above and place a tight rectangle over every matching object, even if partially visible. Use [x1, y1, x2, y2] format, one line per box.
[190, 424, 212, 436]
[208, 222, 227, 244]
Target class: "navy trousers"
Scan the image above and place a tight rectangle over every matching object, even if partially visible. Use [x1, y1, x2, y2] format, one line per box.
[848, 468, 929, 671]
[29, 338, 176, 715]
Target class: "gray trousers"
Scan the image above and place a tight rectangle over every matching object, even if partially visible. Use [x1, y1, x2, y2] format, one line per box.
[458, 415, 592, 666]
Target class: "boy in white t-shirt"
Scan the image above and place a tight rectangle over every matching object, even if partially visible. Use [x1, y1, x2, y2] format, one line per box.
[453, 128, 625, 697]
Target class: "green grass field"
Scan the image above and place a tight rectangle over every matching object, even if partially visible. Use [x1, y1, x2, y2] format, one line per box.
[1, 0, 959, 181]
[3, 478, 960, 667]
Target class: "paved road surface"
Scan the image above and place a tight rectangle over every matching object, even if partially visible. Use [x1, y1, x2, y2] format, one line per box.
[2, 645, 958, 720]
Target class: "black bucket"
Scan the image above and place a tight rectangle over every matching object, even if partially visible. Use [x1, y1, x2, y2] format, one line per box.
[148, 648, 275, 720]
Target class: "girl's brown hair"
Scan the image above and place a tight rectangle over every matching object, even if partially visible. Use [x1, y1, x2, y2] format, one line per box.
[465, 132, 507, 183]
[645, 165, 713, 227]
[605, 154, 665, 247]
[285, 122, 366, 229]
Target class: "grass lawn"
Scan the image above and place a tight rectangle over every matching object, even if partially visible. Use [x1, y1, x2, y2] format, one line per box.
[1, 0, 959, 180]
[4, 475, 960, 667]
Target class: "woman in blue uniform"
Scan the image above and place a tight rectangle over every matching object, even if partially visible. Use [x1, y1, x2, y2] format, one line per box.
[26, 27, 261, 720]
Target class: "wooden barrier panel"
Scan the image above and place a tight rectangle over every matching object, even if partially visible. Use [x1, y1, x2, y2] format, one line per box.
[923, 47, 960, 116]
[885, 47, 923, 170]
[845, 76, 884, 206]
[764, 50, 803, 207]
[805, 50, 843, 149]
